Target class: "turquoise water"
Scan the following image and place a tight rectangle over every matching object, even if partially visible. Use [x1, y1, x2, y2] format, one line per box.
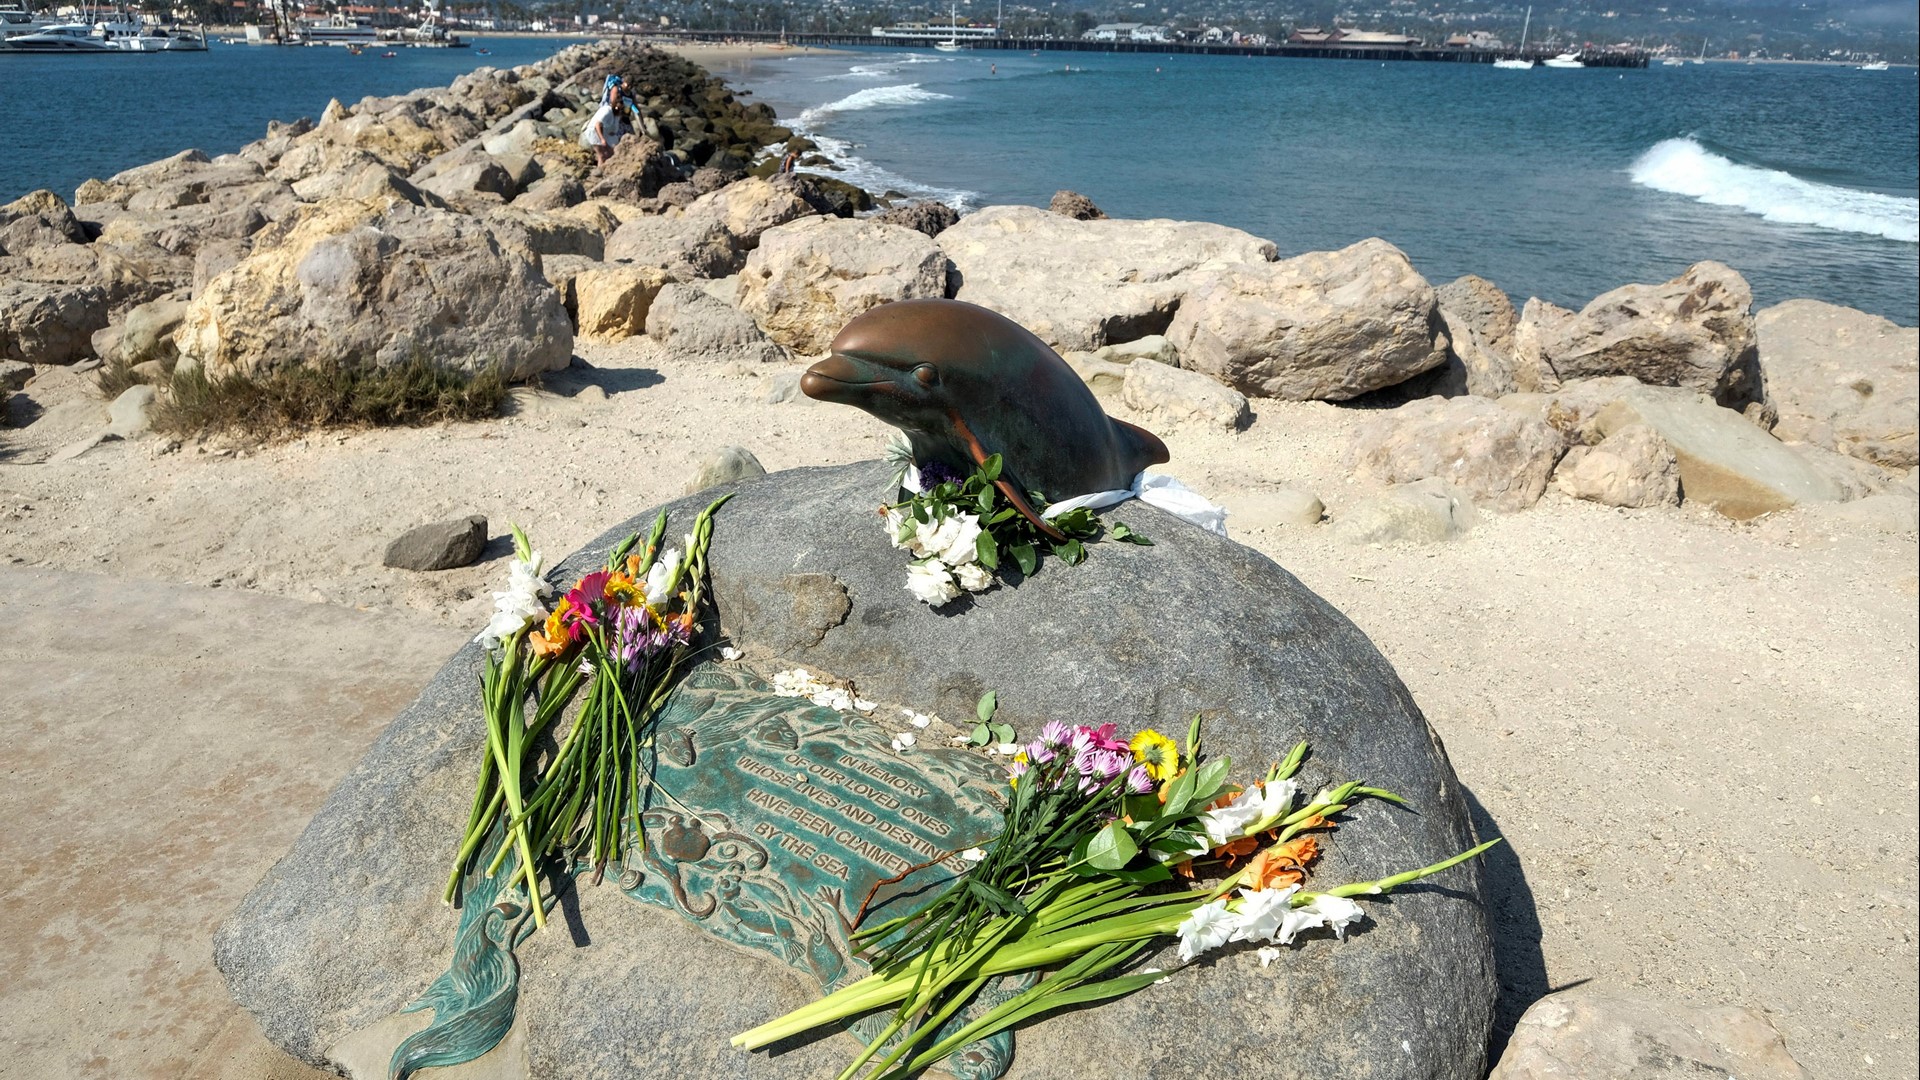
[3, 41, 1915, 322]
[713, 48, 1920, 324]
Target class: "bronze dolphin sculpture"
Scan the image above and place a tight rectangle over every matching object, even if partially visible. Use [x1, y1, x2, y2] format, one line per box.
[801, 299, 1170, 540]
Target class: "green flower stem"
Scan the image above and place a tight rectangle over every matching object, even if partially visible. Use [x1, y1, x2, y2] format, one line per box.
[1302, 839, 1503, 901]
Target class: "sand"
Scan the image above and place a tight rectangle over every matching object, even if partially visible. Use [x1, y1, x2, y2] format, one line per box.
[1, 335, 1914, 1078]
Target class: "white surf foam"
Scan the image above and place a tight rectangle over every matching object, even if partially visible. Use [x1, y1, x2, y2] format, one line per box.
[817, 62, 898, 81]
[797, 83, 953, 126]
[1630, 137, 1918, 243]
[790, 129, 982, 213]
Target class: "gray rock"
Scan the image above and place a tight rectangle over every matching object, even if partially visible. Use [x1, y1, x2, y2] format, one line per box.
[683, 445, 767, 494]
[106, 384, 157, 439]
[382, 515, 488, 572]
[1350, 395, 1566, 511]
[217, 461, 1494, 1080]
[604, 216, 745, 280]
[1267, 487, 1326, 526]
[644, 283, 785, 364]
[119, 296, 190, 366]
[1552, 424, 1681, 508]
[874, 199, 960, 238]
[1093, 334, 1177, 365]
[1414, 275, 1521, 398]
[0, 281, 110, 366]
[1488, 985, 1811, 1080]
[1335, 479, 1478, 544]
[1120, 357, 1251, 430]
[0, 189, 88, 255]
[1063, 353, 1128, 393]
[0, 359, 36, 392]
[760, 368, 807, 404]
[1797, 491, 1920, 534]
[737, 216, 950, 354]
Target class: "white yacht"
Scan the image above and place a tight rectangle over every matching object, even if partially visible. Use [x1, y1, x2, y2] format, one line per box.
[1858, 60, 1889, 71]
[300, 12, 379, 44]
[1492, 6, 1533, 69]
[0, 0, 55, 39]
[1543, 50, 1585, 68]
[0, 21, 120, 51]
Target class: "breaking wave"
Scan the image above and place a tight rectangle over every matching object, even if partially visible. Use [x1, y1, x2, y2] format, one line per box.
[796, 84, 953, 126]
[1629, 137, 1918, 243]
[787, 129, 982, 213]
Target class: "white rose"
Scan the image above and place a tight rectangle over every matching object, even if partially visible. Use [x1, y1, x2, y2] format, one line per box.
[935, 512, 984, 566]
[883, 509, 911, 549]
[954, 562, 994, 592]
[905, 560, 961, 606]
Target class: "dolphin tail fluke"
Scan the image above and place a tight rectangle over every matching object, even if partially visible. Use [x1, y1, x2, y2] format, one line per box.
[1113, 418, 1171, 471]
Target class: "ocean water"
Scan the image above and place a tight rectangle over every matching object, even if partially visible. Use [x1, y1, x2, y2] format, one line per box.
[707, 48, 1920, 324]
[3, 42, 1915, 323]
[0, 35, 569, 202]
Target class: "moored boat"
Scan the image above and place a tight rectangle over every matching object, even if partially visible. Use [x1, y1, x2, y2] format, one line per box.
[0, 22, 119, 52]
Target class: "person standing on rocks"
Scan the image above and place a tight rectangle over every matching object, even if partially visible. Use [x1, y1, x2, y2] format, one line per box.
[580, 74, 631, 169]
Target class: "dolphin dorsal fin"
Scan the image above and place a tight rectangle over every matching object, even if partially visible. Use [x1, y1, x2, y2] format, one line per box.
[1112, 418, 1172, 472]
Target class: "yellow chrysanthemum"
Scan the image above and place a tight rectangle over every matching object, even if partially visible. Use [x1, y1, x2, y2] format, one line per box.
[603, 571, 643, 605]
[1129, 729, 1180, 781]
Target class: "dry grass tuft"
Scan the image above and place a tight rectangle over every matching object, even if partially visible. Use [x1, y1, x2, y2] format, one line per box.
[155, 358, 509, 439]
[93, 357, 145, 401]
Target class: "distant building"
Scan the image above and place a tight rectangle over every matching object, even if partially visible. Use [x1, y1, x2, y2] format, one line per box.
[1289, 25, 1421, 46]
[1082, 22, 1171, 42]
[1445, 30, 1504, 49]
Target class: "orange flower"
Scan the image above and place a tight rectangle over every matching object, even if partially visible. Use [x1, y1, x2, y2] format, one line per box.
[1212, 835, 1261, 865]
[604, 571, 642, 605]
[1243, 836, 1321, 891]
[529, 598, 578, 657]
[625, 552, 643, 578]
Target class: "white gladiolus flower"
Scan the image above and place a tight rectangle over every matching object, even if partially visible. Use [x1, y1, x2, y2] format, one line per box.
[1227, 886, 1302, 944]
[1278, 893, 1367, 944]
[644, 547, 683, 605]
[1197, 797, 1267, 848]
[953, 561, 994, 592]
[905, 560, 961, 606]
[474, 552, 552, 649]
[1252, 779, 1299, 828]
[1175, 899, 1236, 962]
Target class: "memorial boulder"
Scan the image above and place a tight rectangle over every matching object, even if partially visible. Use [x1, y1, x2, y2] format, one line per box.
[216, 460, 1495, 1080]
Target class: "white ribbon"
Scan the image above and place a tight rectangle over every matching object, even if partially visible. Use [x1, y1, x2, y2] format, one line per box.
[903, 464, 1229, 538]
[1040, 471, 1229, 537]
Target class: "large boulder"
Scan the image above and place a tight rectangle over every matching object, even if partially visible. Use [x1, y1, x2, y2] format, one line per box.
[875, 200, 960, 238]
[487, 203, 621, 260]
[1593, 390, 1843, 519]
[683, 176, 818, 248]
[215, 461, 1494, 1080]
[1351, 395, 1566, 511]
[604, 216, 745, 279]
[644, 283, 786, 364]
[1120, 357, 1251, 430]
[938, 205, 1278, 353]
[1755, 299, 1917, 470]
[1551, 424, 1682, 509]
[586, 136, 685, 203]
[1166, 239, 1448, 400]
[175, 199, 573, 381]
[1509, 262, 1761, 406]
[0, 282, 110, 366]
[737, 217, 951, 354]
[572, 265, 672, 339]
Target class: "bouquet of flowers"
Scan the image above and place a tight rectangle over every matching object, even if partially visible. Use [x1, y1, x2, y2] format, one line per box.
[883, 453, 1149, 607]
[442, 496, 731, 929]
[732, 715, 1497, 1078]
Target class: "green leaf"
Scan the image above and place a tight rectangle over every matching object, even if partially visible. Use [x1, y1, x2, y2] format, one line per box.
[976, 691, 998, 724]
[1010, 542, 1038, 577]
[1110, 521, 1154, 545]
[990, 722, 1015, 744]
[979, 454, 1003, 482]
[1160, 769, 1198, 817]
[975, 532, 999, 571]
[1187, 758, 1233, 807]
[988, 508, 1019, 525]
[1098, 861, 1175, 884]
[1085, 821, 1139, 870]
[1185, 713, 1205, 767]
[1051, 539, 1086, 566]
[964, 876, 1029, 917]
[968, 724, 992, 747]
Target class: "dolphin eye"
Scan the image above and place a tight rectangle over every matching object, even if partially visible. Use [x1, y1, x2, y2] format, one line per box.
[912, 365, 939, 388]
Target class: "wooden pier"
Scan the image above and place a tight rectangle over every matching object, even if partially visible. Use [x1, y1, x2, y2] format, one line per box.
[659, 30, 1651, 68]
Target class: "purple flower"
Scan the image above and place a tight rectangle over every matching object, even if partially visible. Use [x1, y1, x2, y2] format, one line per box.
[917, 458, 965, 488]
[613, 604, 691, 674]
[1038, 720, 1071, 750]
[1126, 764, 1154, 794]
[1024, 739, 1056, 765]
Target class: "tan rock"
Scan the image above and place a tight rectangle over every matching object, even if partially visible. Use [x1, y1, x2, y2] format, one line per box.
[1553, 423, 1681, 508]
[1167, 238, 1447, 400]
[683, 177, 817, 248]
[1333, 478, 1478, 544]
[1510, 262, 1761, 404]
[1425, 274, 1520, 397]
[737, 217, 949, 354]
[175, 199, 572, 380]
[1488, 986, 1810, 1080]
[1594, 391, 1842, 519]
[487, 203, 620, 260]
[939, 205, 1277, 353]
[1064, 353, 1128, 393]
[0, 282, 110, 366]
[604, 216, 744, 279]
[573, 265, 672, 339]
[1755, 299, 1917, 469]
[1351, 395, 1565, 510]
[1120, 358, 1250, 430]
